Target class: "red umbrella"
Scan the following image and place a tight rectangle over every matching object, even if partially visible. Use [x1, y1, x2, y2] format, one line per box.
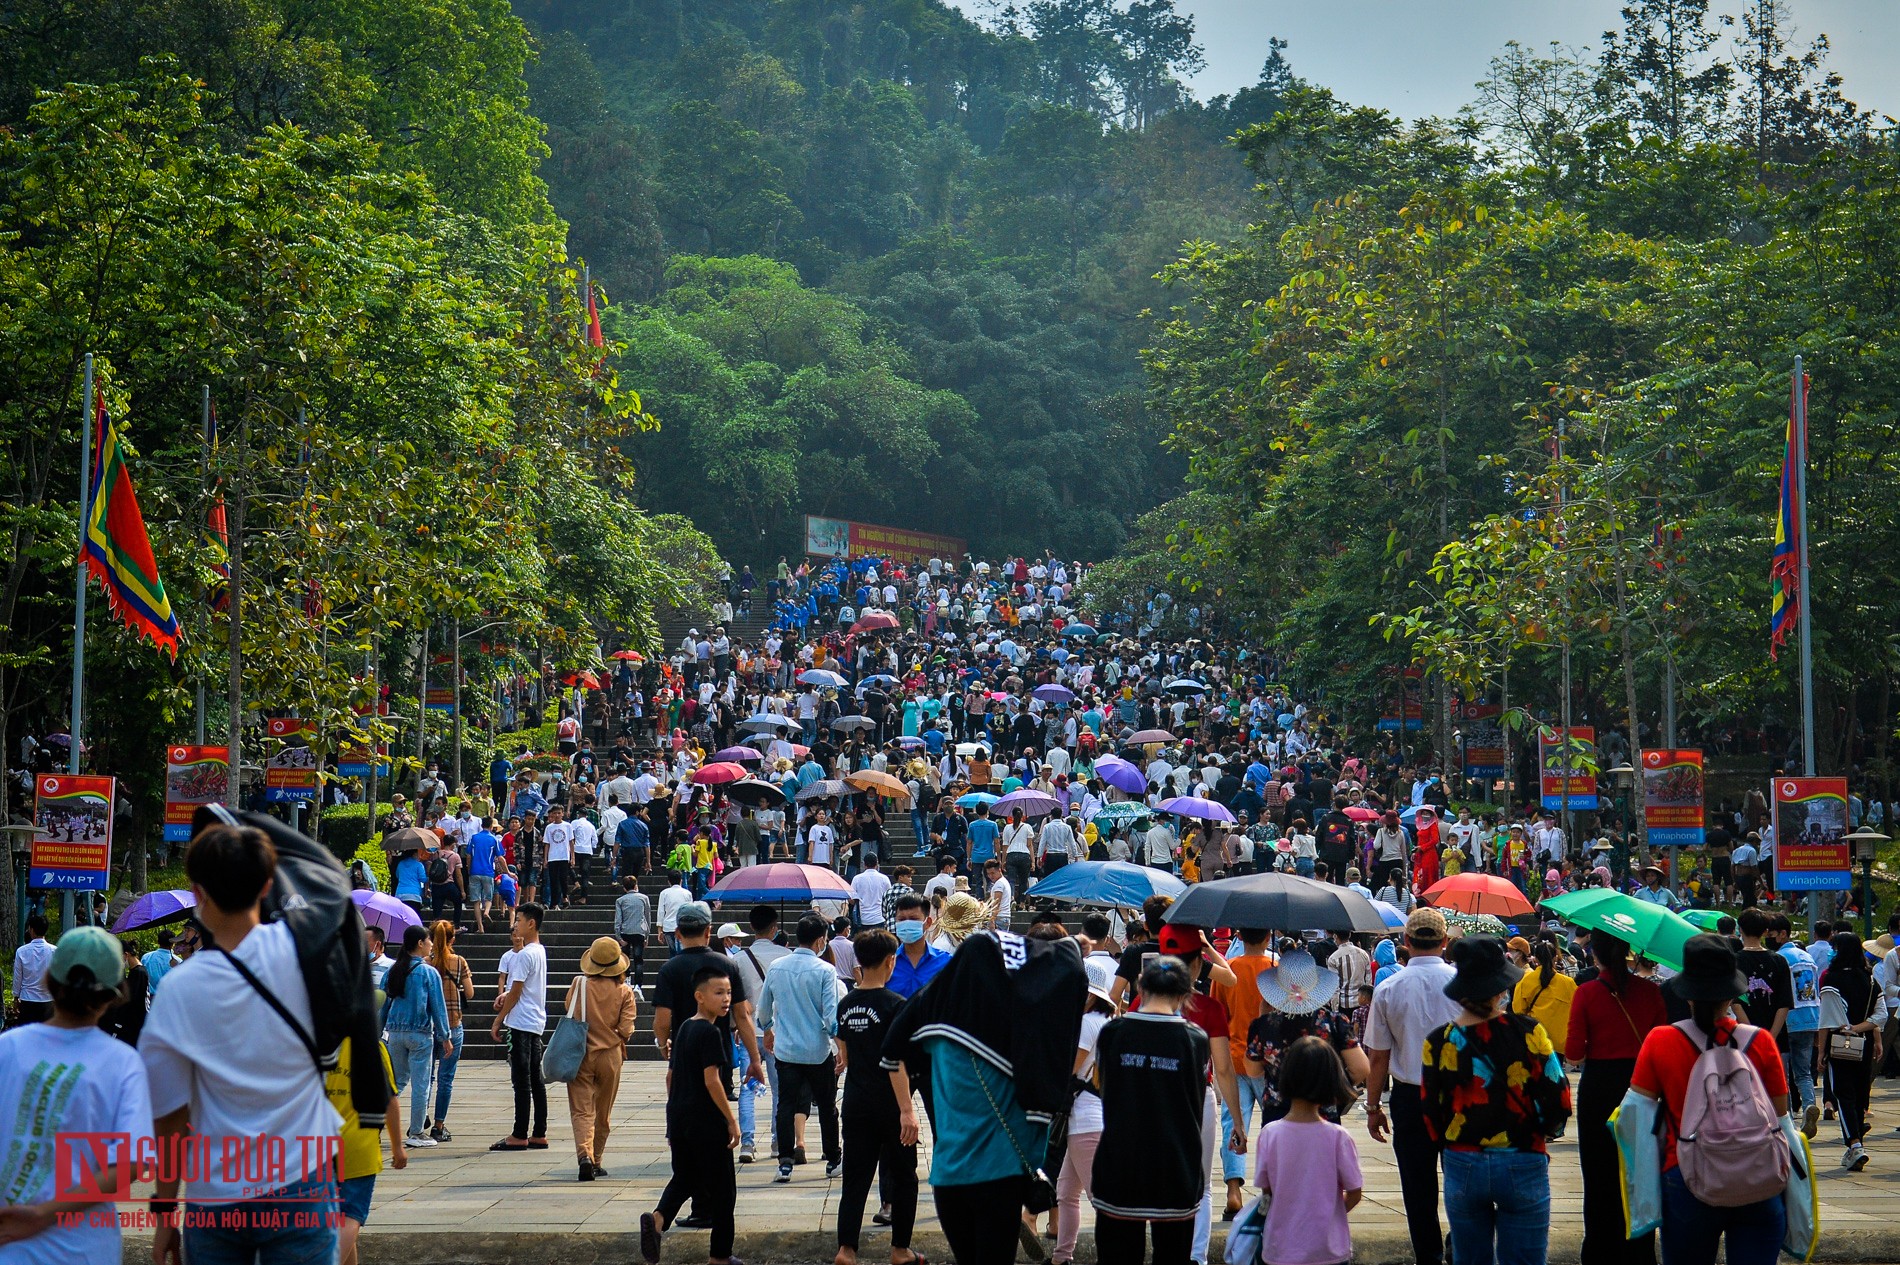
[1422, 873, 1535, 917]
[1343, 806, 1381, 822]
[561, 670, 602, 689]
[609, 650, 644, 661]
[691, 762, 748, 785]
[850, 610, 900, 634]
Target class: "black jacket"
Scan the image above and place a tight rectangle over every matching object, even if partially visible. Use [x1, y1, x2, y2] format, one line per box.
[881, 930, 1085, 1120]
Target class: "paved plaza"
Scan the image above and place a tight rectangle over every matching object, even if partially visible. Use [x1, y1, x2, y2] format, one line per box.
[121, 1061, 1900, 1263]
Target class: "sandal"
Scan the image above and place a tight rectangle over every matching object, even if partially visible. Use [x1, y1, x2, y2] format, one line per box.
[489, 1138, 529, 1151]
[528, 1138, 551, 1149]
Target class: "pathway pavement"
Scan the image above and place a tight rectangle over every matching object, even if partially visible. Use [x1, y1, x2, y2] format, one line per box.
[127, 1062, 1900, 1263]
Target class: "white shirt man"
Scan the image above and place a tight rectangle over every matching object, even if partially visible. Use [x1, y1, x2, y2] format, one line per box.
[11, 930, 53, 1004]
[1142, 821, 1176, 867]
[570, 814, 598, 860]
[851, 861, 892, 927]
[657, 879, 693, 935]
[1037, 816, 1079, 866]
[1530, 817, 1566, 864]
[988, 870, 1014, 923]
[542, 818, 574, 864]
[601, 771, 637, 807]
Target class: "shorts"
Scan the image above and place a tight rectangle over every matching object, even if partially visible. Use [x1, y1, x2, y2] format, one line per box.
[1711, 857, 1731, 885]
[339, 1174, 376, 1225]
[468, 874, 495, 903]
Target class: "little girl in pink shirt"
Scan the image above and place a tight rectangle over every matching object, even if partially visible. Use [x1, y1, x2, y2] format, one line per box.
[1255, 1037, 1363, 1265]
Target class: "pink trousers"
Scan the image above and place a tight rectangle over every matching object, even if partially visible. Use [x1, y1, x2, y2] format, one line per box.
[1054, 1129, 1102, 1263]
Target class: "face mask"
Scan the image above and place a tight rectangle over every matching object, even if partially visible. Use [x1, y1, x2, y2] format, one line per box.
[893, 920, 927, 944]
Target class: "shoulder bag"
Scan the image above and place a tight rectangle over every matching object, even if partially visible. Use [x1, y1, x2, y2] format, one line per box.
[970, 1050, 1059, 1213]
[542, 975, 590, 1083]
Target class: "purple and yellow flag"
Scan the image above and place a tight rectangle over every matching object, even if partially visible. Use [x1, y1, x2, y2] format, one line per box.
[82, 393, 180, 657]
[1769, 375, 1804, 659]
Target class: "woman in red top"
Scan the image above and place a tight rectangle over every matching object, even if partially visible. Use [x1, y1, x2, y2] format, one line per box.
[1565, 933, 1667, 1265]
[1629, 934, 1790, 1265]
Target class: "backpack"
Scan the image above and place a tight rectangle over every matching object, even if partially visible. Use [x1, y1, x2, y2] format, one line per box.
[1671, 1020, 1789, 1207]
[428, 853, 451, 885]
[192, 804, 385, 1127]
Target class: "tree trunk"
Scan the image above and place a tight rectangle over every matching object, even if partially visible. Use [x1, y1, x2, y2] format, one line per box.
[225, 408, 246, 802]
[1610, 526, 1648, 864]
[414, 625, 429, 791]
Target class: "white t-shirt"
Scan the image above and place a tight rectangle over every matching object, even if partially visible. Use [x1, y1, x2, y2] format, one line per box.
[502, 941, 548, 1034]
[990, 875, 1014, 924]
[808, 824, 836, 866]
[571, 818, 599, 857]
[0, 1024, 153, 1265]
[140, 922, 342, 1203]
[924, 873, 957, 903]
[542, 821, 574, 863]
[852, 869, 893, 925]
[657, 885, 691, 932]
[1070, 1010, 1110, 1134]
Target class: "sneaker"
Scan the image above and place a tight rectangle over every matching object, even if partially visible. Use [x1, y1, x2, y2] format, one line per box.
[405, 1132, 438, 1149]
[793, 1146, 808, 1165]
[739, 1145, 756, 1163]
[1018, 1219, 1048, 1262]
[639, 1213, 662, 1265]
[1847, 1144, 1870, 1172]
[774, 1166, 793, 1184]
[825, 1159, 843, 1179]
[1804, 1105, 1821, 1138]
[430, 1124, 453, 1143]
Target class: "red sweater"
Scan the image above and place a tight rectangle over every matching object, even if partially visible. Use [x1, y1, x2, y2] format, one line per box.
[1565, 975, 1669, 1062]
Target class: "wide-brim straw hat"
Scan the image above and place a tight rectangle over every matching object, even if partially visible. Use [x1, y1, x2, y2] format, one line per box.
[581, 935, 630, 977]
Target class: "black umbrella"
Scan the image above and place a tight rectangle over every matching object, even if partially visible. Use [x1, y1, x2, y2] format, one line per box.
[1164, 872, 1389, 934]
[727, 778, 787, 809]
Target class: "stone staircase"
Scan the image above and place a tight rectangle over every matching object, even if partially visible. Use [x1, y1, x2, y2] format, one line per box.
[455, 802, 1034, 1061]
[654, 604, 776, 654]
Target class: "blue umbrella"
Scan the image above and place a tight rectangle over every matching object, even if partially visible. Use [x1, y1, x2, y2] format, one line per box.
[956, 792, 1000, 808]
[1366, 898, 1407, 930]
[857, 674, 899, 693]
[1089, 801, 1151, 824]
[1026, 861, 1186, 908]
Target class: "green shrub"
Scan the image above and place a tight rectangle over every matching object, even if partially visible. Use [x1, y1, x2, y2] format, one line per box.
[318, 803, 373, 862]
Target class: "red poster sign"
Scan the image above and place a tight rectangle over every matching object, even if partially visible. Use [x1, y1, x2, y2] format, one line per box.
[31, 774, 114, 890]
[1772, 776, 1851, 888]
[1538, 726, 1596, 811]
[165, 745, 229, 842]
[804, 515, 965, 565]
[1641, 749, 1705, 846]
[264, 718, 318, 803]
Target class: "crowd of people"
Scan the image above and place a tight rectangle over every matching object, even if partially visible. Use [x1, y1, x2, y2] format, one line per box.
[0, 548, 1887, 1265]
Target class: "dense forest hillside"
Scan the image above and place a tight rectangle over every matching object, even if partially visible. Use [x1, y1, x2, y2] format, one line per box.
[516, 0, 1296, 561]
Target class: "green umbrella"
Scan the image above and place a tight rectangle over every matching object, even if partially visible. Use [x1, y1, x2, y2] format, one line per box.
[1679, 908, 1730, 933]
[1541, 889, 1701, 970]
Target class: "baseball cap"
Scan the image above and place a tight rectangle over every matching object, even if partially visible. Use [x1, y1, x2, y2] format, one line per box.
[1157, 923, 1204, 957]
[676, 901, 713, 932]
[51, 925, 126, 989]
[715, 922, 745, 940]
[1404, 907, 1448, 947]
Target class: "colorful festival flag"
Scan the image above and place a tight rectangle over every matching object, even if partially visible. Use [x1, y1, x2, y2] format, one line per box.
[1770, 375, 1805, 658]
[204, 489, 231, 613]
[82, 393, 180, 657]
[586, 284, 605, 348]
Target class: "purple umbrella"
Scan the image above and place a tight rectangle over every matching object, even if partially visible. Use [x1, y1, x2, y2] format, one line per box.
[352, 889, 423, 938]
[1156, 795, 1236, 824]
[1032, 683, 1076, 704]
[708, 862, 854, 903]
[894, 735, 926, 749]
[1093, 755, 1149, 796]
[994, 789, 1061, 818]
[713, 746, 763, 764]
[111, 888, 196, 933]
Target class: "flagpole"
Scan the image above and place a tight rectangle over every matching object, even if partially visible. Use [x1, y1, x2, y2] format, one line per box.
[67, 352, 93, 932]
[196, 384, 210, 746]
[1795, 355, 1821, 931]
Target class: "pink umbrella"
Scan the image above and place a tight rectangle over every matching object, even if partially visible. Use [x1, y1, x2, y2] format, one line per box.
[1126, 729, 1175, 744]
[692, 762, 748, 785]
[1343, 806, 1381, 822]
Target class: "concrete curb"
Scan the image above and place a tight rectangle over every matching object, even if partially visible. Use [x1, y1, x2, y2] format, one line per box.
[126, 1224, 1900, 1263]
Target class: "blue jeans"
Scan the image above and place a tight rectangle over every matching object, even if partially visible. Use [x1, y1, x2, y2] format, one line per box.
[1221, 1073, 1268, 1181]
[1441, 1149, 1551, 1265]
[182, 1176, 338, 1265]
[1660, 1165, 1784, 1265]
[735, 1036, 760, 1148]
[386, 1028, 434, 1134]
[1295, 857, 1315, 877]
[1784, 1035, 1817, 1111]
[434, 1025, 464, 1124]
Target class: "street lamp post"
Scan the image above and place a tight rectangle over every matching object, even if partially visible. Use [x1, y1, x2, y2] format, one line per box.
[1844, 828, 1890, 940]
[1607, 763, 1637, 886]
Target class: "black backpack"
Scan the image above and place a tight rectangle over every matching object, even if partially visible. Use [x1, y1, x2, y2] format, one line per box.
[428, 853, 450, 885]
[192, 804, 386, 1128]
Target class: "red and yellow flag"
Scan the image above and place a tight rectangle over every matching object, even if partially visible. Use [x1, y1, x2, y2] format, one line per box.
[82, 394, 180, 657]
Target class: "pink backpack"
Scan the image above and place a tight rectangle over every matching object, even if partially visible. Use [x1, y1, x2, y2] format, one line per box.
[1672, 1020, 1789, 1207]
